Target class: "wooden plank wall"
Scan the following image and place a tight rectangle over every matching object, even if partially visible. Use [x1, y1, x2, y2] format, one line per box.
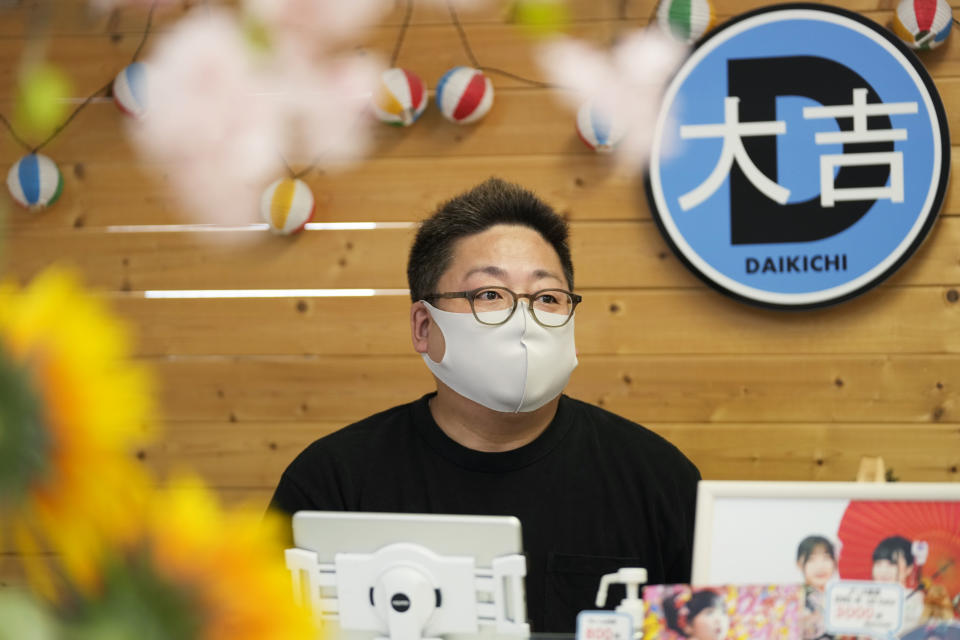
[2, 0, 959, 587]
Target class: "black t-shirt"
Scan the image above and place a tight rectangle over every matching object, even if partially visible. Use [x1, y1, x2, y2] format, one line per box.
[270, 393, 701, 633]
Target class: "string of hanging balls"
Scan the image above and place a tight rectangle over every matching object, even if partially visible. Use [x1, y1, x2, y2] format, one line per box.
[6, 62, 146, 212]
[6, 0, 954, 236]
[265, 64, 495, 235]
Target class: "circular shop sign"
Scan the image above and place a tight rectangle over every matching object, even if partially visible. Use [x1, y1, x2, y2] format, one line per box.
[646, 4, 950, 309]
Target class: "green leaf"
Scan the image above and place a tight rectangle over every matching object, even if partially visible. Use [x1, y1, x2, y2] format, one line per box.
[0, 589, 59, 640]
[0, 344, 49, 508]
[65, 551, 203, 640]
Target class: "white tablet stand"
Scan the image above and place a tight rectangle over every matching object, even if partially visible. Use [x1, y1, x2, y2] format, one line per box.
[286, 542, 530, 640]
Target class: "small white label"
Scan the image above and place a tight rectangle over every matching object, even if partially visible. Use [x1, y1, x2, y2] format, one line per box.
[576, 611, 635, 640]
[825, 580, 904, 637]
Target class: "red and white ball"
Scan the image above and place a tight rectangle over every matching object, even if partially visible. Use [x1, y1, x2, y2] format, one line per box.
[372, 68, 428, 126]
[893, 0, 953, 49]
[261, 178, 314, 235]
[435, 67, 493, 124]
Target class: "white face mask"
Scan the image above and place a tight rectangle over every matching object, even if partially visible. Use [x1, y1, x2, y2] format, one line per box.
[420, 300, 578, 413]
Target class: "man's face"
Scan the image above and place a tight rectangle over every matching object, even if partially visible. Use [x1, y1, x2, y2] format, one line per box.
[424, 224, 568, 361]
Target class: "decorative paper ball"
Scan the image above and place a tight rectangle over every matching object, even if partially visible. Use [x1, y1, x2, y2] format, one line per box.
[6, 153, 63, 212]
[435, 67, 494, 124]
[893, 0, 953, 49]
[656, 0, 716, 43]
[373, 68, 428, 126]
[113, 62, 147, 118]
[261, 178, 314, 235]
[576, 100, 627, 153]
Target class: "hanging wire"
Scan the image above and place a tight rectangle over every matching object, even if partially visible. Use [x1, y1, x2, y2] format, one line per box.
[31, 79, 113, 153]
[282, 0, 565, 180]
[280, 0, 418, 180]
[645, 0, 661, 33]
[1, 2, 157, 155]
[446, 0, 559, 89]
[291, 165, 316, 179]
[446, 0, 482, 68]
[279, 153, 296, 178]
[131, 1, 158, 63]
[279, 152, 322, 180]
[0, 114, 34, 152]
[389, 0, 415, 67]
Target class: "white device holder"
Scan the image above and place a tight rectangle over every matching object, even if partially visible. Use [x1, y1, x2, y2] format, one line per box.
[286, 542, 530, 640]
[594, 567, 648, 638]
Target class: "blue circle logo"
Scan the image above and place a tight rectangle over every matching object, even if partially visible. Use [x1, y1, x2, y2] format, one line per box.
[646, 4, 950, 309]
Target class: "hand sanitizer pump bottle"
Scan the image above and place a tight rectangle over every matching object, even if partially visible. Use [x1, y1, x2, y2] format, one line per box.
[594, 568, 648, 639]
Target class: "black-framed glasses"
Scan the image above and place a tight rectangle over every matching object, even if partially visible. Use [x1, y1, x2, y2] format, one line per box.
[423, 286, 582, 327]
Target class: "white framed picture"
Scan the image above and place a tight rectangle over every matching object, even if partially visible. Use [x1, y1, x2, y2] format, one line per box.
[691, 481, 960, 638]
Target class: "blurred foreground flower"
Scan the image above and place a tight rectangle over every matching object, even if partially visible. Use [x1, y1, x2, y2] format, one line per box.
[536, 29, 689, 172]
[128, 7, 380, 228]
[0, 268, 315, 638]
[0, 268, 153, 596]
[88, 0, 177, 12]
[61, 476, 316, 640]
[243, 0, 391, 54]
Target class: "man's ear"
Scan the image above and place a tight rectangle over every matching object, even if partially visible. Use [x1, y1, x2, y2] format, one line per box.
[411, 301, 431, 354]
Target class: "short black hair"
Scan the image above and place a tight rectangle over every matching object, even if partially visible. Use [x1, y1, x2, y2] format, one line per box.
[797, 535, 836, 564]
[663, 590, 725, 635]
[407, 177, 574, 302]
[873, 536, 914, 566]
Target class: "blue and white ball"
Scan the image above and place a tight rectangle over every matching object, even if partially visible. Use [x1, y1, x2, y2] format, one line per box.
[435, 67, 494, 124]
[576, 100, 627, 153]
[6, 153, 63, 212]
[113, 62, 147, 118]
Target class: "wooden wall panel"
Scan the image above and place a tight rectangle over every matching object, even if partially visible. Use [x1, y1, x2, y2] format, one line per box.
[147, 354, 958, 424]
[113, 284, 960, 357]
[4, 217, 960, 290]
[4, 4, 960, 90]
[6, 80, 960, 164]
[2, 0, 959, 590]
[127, 420, 960, 496]
[0, 0, 626, 38]
[4, 147, 960, 231]
[1, 155, 647, 229]
[7, 0, 936, 38]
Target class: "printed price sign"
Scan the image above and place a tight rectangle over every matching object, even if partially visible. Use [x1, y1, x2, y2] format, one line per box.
[825, 581, 904, 636]
[576, 611, 634, 640]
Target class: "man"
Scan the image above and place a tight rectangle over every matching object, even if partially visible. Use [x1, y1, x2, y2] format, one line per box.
[270, 177, 701, 632]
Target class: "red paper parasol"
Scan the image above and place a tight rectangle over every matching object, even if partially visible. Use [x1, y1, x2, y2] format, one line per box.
[837, 501, 960, 599]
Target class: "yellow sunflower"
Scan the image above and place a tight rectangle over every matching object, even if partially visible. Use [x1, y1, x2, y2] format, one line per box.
[64, 476, 317, 640]
[0, 267, 154, 596]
